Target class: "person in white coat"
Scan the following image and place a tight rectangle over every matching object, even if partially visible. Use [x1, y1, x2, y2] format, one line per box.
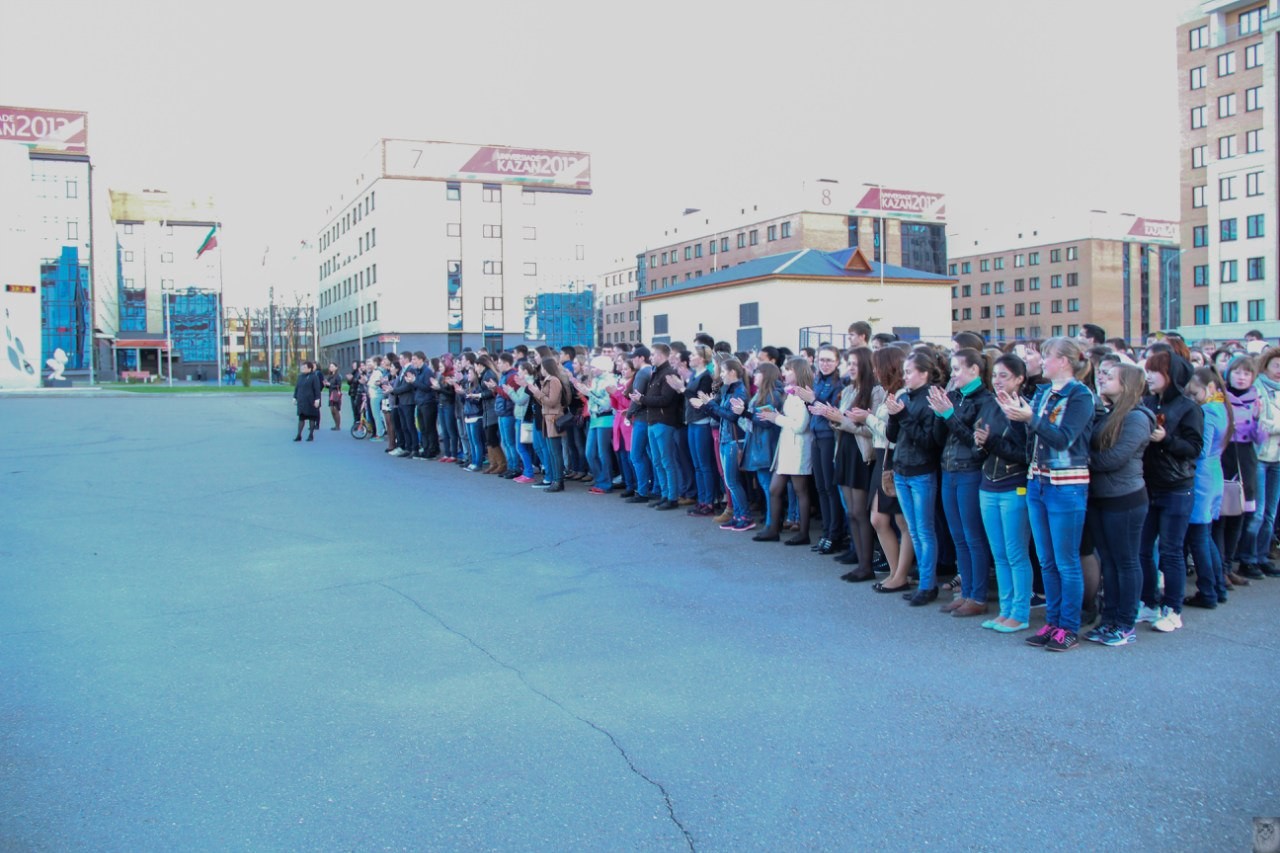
[754, 356, 815, 545]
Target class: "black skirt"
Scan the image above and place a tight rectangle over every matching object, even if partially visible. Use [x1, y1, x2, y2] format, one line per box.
[871, 446, 900, 515]
[834, 434, 873, 491]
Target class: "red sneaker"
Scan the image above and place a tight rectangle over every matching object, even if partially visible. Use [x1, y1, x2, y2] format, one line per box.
[589, 487, 607, 494]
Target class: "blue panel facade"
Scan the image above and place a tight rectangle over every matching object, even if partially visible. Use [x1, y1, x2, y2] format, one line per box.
[531, 291, 594, 349]
[166, 289, 220, 363]
[40, 246, 90, 370]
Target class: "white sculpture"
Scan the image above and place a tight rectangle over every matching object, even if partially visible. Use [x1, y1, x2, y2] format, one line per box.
[46, 347, 68, 381]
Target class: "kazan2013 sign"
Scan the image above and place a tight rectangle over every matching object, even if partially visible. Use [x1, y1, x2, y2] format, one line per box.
[381, 139, 591, 191]
[0, 106, 89, 155]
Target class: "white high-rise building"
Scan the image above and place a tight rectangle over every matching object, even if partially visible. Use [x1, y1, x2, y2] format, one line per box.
[316, 139, 591, 365]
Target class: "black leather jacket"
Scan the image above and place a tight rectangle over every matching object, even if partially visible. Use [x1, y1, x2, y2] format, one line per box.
[886, 385, 945, 476]
[976, 395, 1028, 485]
[940, 384, 993, 473]
[1142, 356, 1204, 492]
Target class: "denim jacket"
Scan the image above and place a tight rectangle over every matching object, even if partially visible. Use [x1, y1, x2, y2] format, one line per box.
[702, 380, 749, 442]
[1027, 379, 1096, 484]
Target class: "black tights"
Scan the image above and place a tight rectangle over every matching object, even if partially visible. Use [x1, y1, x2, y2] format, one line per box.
[841, 485, 874, 565]
[768, 474, 811, 538]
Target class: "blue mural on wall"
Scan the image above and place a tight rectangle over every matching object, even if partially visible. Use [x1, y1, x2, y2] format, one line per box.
[40, 246, 90, 370]
[525, 291, 594, 349]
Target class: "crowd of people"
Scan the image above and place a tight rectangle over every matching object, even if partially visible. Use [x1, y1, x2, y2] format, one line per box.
[292, 322, 1280, 653]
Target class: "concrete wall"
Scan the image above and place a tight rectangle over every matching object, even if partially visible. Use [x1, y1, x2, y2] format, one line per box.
[640, 276, 952, 350]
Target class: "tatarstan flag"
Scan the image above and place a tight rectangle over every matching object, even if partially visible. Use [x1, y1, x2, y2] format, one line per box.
[196, 225, 218, 259]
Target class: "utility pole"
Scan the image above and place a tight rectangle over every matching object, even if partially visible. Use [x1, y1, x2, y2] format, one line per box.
[267, 285, 275, 382]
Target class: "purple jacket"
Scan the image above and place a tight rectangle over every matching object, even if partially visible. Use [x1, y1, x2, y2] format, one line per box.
[1227, 384, 1263, 445]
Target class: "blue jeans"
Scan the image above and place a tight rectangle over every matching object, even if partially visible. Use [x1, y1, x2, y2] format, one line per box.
[720, 439, 750, 522]
[544, 435, 564, 483]
[979, 488, 1032, 623]
[894, 471, 939, 591]
[942, 470, 992, 602]
[688, 423, 717, 506]
[497, 417, 519, 474]
[754, 470, 774, 528]
[586, 426, 614, 490]
[465, 420, 485, 468]
[630, 420, 653, 496]
[1186, 522, 1226, 605]
[516, 435, 535, 478]
[1243, 460, 1280, 563]
[648, 422, 678, 501]
[673, 426, 696, 498]
[1026, 479, 1088, 632]
[565, 421, 587, 474]
[1140, 488, 1193, 613]
[1089, 501, 1147, 630]
[532, 428, 550, 481]
[438, 403, 457, 456]
[618, 442, 637, 492]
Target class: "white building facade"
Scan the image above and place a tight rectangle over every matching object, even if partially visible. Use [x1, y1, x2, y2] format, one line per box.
[316, 139, 591, 366]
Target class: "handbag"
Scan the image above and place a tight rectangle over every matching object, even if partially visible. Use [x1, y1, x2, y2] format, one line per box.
[1221, 476, 1244, 517]
[881, 446, 897, 497]
[554, 411, 576, 432]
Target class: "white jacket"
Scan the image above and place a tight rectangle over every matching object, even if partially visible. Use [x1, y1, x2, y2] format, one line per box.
[772, 394, 813, 475]
[1255, 377, 1280, 463]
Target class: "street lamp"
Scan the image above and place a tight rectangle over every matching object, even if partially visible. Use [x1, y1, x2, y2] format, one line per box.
[161, 282, 174, 386]
[861, 182, 887, 308]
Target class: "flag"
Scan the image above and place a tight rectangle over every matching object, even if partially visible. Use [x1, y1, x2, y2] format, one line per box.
[196, 225, 218, 259]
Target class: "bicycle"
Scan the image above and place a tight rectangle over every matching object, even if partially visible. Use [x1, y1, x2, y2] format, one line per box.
[351, 392, 376, 439]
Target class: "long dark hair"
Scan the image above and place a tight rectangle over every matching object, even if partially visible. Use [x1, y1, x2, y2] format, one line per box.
[540, 356, 571, 406]
[753, 361, 781, 406]
[849, 346, 875, 410]
[872, 347, 906, 395]
[1096, 363, 1148, 451]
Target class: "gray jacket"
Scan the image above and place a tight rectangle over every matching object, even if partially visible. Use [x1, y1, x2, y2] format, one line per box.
[1088, 406, 1155, 500]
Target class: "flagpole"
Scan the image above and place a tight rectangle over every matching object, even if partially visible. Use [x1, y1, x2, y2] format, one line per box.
[215, 223, 224, 387]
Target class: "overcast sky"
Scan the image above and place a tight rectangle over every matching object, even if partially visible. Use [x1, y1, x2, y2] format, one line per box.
[2, 0, 1186, 303]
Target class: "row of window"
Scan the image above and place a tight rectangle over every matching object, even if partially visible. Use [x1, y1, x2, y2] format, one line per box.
[603, 290, 637, 305]
[445, 182, 537, 205]
[1190, 257, 1266, 286]
[1188, 9, 1265, 52]
[320, 264, 378, 308]
[1192, 128, 1266, 166]
[1192, 214, 1265, 246]
[957, 327, 1082, 341]
[948, 247, 1076, 276]
[605, 311, 638, 324]
[1193, 299, 1266, 325]
[320, 191, 375, 252]
[322, 301, 379, 337]
[1191, 42, 1264, 85]
[602, 270, 636, 288]
[649, 222, 792, 268]
[442, 223, 538, 240]
[1191, 171, 1265, 207]
[1189, 87, 1263, 129]
[951, 275, 1077, 298]
[953, 299, 1080, 321]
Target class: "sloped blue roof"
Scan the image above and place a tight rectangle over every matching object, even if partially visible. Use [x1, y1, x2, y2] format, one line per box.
[640, 246, 954, 299]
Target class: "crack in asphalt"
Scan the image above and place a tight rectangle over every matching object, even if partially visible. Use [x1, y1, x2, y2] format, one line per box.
[377, 580, 697, 852]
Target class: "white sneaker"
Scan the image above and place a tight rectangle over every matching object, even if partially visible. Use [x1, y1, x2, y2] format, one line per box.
[1136, 604, 1161, 624]
[1151, 607, 1183, 633]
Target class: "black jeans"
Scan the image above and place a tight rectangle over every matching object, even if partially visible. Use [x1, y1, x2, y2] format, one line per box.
[416, 401, 439, 457]
[1087, 501, 1147, 630]
[811, 433, 845, 541]
[397, 405, 418, 453]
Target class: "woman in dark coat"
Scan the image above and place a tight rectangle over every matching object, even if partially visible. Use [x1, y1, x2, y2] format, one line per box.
[293, 361, 324, 442]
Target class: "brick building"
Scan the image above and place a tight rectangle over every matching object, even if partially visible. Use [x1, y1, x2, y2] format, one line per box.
[948, 215, 1180, 345]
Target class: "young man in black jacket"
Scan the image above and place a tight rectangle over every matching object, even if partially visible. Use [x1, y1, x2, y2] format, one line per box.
[411, 352, 438, 458]
[639, 344, 682, 510]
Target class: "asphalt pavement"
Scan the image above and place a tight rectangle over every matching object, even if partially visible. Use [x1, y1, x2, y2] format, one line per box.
[1, 393, 1277, 851]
